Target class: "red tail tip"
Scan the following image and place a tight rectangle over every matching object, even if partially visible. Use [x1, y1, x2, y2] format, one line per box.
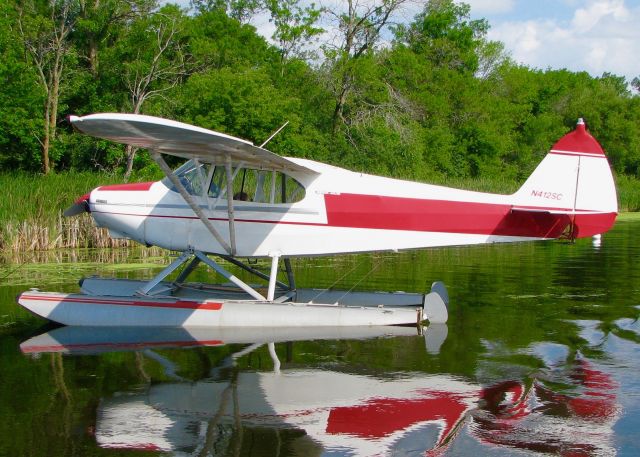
[551, 118, 604, 156]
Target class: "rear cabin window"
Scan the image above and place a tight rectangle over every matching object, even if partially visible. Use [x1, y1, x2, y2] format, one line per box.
[164, 160, 305, 204]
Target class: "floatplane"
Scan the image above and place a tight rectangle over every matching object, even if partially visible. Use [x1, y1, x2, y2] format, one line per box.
[17, 114, 617, 327]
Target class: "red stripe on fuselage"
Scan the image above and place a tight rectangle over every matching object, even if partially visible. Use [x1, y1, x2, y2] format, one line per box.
[92, 194, 616, 239]
[98, 182, 154, 191]
[324, 194, 574, 238]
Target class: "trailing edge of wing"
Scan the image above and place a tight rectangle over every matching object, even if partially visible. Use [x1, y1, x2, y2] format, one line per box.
[69, 113, 318, 175]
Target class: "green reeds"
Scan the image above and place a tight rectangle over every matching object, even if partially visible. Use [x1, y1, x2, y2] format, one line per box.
[0, 172, 112, 222]
[2, 214, 133, 251]
[0, 172, 130, 251]
[616, 175, 640, 212]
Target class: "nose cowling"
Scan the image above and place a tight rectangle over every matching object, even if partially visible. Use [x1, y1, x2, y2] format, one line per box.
[63, 192, 91, 217]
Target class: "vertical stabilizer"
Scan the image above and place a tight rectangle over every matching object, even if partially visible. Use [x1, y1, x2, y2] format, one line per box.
[512, 119, 617, 238]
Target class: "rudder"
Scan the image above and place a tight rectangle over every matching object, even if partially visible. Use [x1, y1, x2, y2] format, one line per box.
[512, 119, 617, 238]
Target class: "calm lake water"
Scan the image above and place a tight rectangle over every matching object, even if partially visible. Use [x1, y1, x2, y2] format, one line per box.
[1, 218, 639, 456]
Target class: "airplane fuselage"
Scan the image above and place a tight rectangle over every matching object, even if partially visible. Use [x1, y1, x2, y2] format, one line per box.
[88, 155, 615, 258]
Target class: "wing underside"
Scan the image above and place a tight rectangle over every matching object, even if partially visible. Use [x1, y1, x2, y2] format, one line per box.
[69, 113, 317, 175]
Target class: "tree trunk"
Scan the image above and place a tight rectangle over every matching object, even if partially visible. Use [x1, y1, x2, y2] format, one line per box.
[42, 101, 51, 174]
[332, 75, 351, 134]
[88, 37, 98, 75]
[123, 98, 143, 182]
[123, 144, 137, 182]
[46, 51, 62, 174]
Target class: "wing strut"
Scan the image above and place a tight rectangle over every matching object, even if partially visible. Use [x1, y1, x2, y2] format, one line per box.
[224, 156, 237, 255]
[151, 150, 234, 255]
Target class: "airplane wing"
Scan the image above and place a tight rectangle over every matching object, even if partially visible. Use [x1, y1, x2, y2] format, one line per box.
[69, 113, 318, 175]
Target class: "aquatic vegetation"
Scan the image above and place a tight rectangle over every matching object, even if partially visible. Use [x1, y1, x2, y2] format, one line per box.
[0, 172, 130, 251]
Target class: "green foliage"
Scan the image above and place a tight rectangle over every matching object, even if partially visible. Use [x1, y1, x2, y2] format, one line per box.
[616, 174, 640, 212]
[265, 0, 324, 64]
[0, 0, 637, 192]
[176, 67, 301, 142]
[185, 8, 276, 70]
[398, 0, 489, 73]
[0, 3, 43, 171]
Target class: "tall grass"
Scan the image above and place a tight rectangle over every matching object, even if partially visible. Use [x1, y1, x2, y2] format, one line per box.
[0, 172, 112, 223]
[616, 175, 640, 212]
[0, 172, 131, 251]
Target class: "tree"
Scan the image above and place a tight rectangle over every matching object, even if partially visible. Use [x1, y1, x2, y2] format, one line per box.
[74, 0, 156, 76]
[113, 5, 188, 179]
[16, 0, 79, 173]
[190, 0, 263, 23]
[265, 0, 323, 71]
[0, 2, 42, 171]
[184, 8, 274, 70]
[398, 0, 489, 73]
[322, 0, 408, 133]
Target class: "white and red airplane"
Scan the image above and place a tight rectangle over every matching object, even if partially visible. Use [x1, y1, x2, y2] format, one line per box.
[17, 114, 617, 327]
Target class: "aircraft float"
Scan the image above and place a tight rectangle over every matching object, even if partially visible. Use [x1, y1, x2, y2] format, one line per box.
[17, 114, 617, 327]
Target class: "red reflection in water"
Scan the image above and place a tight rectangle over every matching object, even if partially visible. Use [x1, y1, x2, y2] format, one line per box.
[471, 359, 618, 457]
[326, 391, 469, 444]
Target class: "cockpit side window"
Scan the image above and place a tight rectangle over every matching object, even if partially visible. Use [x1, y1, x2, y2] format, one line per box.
[162, 160, 211, 197]
[165, 160, 305, 204]
[209, 166, 226, 198]
[233, 168, 305, 203]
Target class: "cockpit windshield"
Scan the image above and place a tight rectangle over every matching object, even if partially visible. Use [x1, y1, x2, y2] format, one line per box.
[163, 159, 306, 204]
[162, 160, 211, 197]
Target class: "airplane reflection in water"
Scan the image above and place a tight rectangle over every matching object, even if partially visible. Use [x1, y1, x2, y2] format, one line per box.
[22, 326, 619, 456]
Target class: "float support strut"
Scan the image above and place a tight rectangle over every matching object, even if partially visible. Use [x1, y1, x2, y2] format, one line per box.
[267, 253, 280, 301]
[219, 254, 289, 290]
[174, 256, 201, 284]
[284, 258, 296, 290]
[137, 250, 193, 295]
[194, 251, 266, 301]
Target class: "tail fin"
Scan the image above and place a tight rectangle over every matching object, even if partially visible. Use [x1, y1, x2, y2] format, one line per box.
[512, 119, 617, 239]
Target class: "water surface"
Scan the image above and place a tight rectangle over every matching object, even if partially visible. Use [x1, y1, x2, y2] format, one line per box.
[1, 219, 639, 456]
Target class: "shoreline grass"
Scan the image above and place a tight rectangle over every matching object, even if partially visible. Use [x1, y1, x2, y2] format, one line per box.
[1, 171, 638, 252]
[0, 172, 131, 252]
